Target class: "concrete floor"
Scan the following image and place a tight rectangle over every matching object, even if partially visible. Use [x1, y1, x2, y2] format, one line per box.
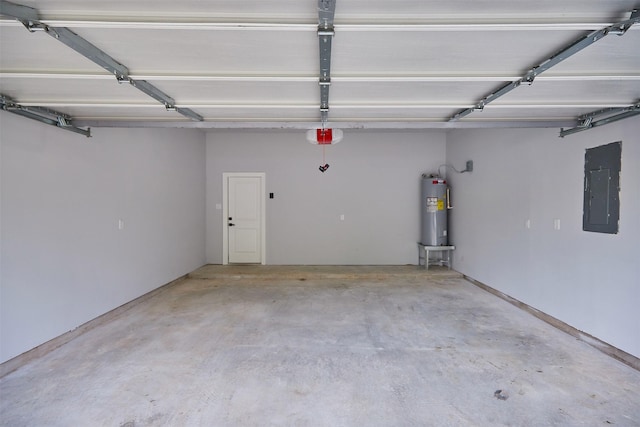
[1, 266, 639, 426]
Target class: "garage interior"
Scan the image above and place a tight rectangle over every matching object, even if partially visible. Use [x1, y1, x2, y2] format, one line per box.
[1, 1, 639, 425]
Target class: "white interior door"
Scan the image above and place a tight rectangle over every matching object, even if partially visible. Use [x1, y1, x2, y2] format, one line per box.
[224, 173, 265, 264]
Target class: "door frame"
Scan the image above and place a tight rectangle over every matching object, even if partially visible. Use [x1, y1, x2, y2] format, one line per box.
[222, 172, 266, 265]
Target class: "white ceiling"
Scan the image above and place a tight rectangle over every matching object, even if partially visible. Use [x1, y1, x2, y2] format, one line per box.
[1, 0, 639, 130]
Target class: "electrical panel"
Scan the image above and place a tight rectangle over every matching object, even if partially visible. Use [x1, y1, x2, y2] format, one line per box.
[583, 141, 621, 234]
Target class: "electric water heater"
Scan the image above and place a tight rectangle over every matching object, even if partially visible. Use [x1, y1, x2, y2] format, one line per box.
[420, 174, 450, 246]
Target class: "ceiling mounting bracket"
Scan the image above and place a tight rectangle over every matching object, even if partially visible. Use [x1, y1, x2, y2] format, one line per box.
[0, 0, 204, 123]
[0, 0, 36, 29]
[559, 100, 640, 137]
[317, 0, 337, 127]
[448, 8, 640, 122]
[1, 93, 91, 137]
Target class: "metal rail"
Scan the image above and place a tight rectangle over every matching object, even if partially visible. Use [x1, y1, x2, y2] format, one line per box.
[1, 94, 91, 136]
[318, 0, 337, 126]
[0, 0, 203, 123]
[560, 101, 640, 137]
[449, 9, 640, 122]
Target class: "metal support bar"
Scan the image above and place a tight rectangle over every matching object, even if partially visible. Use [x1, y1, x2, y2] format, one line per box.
[1, 93, 91, 136]
[0, 0, 203, 122]
[45, 27, 130, 80]
[559, 101, 640, 137]
[126, 78, 203, 120]
[317, 0, 336, 126]
[318, 0, 337, 29]
[122, 78, 202, 120]
[577, 104, 637, 120]
[126, 78, 175, 107]
[0, 0, 37, 26]
[318, 31, 333, 125]
[173, 107, 204, 122]
[15, 105, 73, 121]
[449, 9, 640, 122]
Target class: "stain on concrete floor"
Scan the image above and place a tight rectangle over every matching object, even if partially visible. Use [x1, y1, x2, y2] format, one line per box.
[1, 266, 639, 426]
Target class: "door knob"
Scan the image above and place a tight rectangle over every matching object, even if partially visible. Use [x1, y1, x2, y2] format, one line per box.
[228, 223, 235, 227]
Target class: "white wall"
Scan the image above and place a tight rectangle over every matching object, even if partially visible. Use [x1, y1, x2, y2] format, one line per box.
[206, 130, 446, 264]
[4, 112, 636, 362]
[446, 117, 640, 357]
[0, 114, 206, 363]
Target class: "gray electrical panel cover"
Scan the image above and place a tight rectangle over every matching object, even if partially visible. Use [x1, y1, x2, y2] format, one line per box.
[583, 141, 621, 234]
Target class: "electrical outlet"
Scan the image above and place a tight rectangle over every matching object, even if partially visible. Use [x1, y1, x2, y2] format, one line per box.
[466, 160, 474, 172]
